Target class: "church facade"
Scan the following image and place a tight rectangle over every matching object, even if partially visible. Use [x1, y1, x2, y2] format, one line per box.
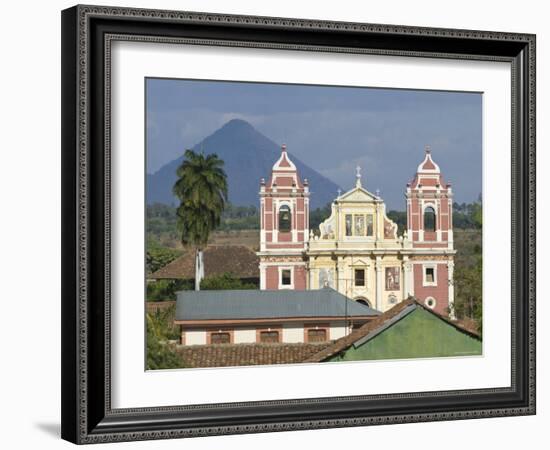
[258, 145, 456, 317]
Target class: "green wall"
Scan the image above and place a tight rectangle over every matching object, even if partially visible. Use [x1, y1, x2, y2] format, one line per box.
[329, 307, 481, 362]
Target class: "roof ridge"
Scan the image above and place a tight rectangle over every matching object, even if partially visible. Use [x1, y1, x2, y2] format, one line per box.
[303, 299, 416, 362]
[303, 297, 481, 363]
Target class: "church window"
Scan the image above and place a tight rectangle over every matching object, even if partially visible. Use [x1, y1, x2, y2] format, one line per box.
[354, 269, 365, 287]
[366, 214, 374, 236]
[345, 215, 353, 236]
[354, 215, 365, 236]
[281, 269, 292, 286]
[259, 330, 280, 343]
[426, 267, 435, 283]
[279, 205, 291, 232]
[424, 206, 436, 232]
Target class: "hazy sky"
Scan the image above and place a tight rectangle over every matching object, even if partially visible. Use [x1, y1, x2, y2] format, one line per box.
[146, 78, 482, 210]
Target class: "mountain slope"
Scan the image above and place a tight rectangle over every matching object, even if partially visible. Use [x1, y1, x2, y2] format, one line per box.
[147, 119, 340, 209]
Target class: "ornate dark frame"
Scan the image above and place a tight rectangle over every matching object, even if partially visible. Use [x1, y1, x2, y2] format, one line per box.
[61, 4, 536, 444]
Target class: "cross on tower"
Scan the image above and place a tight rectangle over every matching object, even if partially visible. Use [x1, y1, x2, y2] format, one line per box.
[355, 165, 362, 188]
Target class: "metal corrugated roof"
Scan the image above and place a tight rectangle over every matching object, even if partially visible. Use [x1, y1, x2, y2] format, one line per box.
[175, 288, 380, 321]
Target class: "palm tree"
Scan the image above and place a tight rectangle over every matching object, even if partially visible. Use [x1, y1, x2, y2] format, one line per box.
[173, 149, 228, 290]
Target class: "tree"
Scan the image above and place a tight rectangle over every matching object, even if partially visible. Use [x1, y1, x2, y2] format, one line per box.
[452, 201, 483, 333]
[146, 242, 181, 274]
[173, 149, 228, 290]
[146, 307, 185, 369]
[200, 272, 257, 290]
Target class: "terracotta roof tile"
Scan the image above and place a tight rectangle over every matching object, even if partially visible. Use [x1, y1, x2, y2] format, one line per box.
[149, 245, 259, 280]
[176, 342, 333, 368]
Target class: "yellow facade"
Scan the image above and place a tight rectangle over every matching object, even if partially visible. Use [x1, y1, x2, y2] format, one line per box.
[307, 176, 414, 312]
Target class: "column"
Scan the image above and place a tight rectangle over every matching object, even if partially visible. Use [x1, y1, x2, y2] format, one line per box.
[291, 199, 297, 242]
[447, 259, 455, 319]
[272, 200, 278, 243]
[306, 264, 313, 290]
[375, 256, 383, 311]
[403, 256, 412, 299]
[259, 263, 266, 290]
[336, 257, 346, 296]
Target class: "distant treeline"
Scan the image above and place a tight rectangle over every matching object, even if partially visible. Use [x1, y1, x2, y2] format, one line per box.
[147, 202, 259, 237]
[147, 199, 483, 239]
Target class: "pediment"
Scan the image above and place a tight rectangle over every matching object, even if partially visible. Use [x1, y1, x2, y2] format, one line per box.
[339, 187, 377, 203]
[351, 258, 370, 266]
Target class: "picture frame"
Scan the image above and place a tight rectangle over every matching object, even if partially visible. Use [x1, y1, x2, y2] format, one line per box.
[61, 4, 536, 444]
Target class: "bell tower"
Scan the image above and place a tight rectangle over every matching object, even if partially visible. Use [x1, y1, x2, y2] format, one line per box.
[406, 146, 455, 316]
[258, 144, 309, 290]
[406, 146, 453, 247]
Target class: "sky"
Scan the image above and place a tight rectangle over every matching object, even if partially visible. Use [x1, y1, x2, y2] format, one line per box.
[146, 78, 482, 210]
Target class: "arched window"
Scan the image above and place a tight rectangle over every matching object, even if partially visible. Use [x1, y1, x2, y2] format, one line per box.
[279, 205, 291, 232]
[355, 297, 371, 307]
[424, 206, 436, 232]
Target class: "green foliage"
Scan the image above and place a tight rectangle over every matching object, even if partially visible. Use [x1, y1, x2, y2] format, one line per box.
[387, 210, 407, 233]
[147, 203, 179, 244]
[309, 202, 332, 232]
[200, 272, 258, 290]
[148, 305, 180, 339]
[146, 307, 185, 370]
[453, 257, 483, 333]
[146, 242, 181, 274]
[218, 204, 260, 231]
[452, 201, 483, 333]
[173, 149, 228, 249]
[146, 273, 258, 300]
[453, 201, 483, 229]
[147, 279, 193, 301]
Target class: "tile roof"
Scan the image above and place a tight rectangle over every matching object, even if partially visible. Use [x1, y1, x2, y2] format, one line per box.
[175, 288, 380, 322]
[303, 298, 481, 363]
[176, 342, 333, 368]
[149, 245, 259, 280]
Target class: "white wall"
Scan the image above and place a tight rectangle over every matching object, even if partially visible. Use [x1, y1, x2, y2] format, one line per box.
[0, 0, 546, 449]
[184, 330, 207, 346]
[329, 322, 348, 340]
[283, 324, 305, 343]
[234, 328, 256, 343]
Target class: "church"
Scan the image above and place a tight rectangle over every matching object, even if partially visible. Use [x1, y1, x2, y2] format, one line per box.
[258, 144, 456, 317]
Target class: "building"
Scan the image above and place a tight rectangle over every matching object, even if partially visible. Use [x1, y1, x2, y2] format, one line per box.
[171, 295, 480, 366]
[304, 298, 481, 363]
[148, 245, 260, 285]
[258, 144, 310, 290]
[259, 145, 456, 316]
[174, 287, 380, 345]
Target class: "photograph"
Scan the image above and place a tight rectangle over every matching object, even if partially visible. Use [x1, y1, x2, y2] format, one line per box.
[144, 78, 483, 370]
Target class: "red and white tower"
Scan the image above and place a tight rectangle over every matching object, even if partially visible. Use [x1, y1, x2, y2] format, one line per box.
[406, 146, 455, 316]
[258, 144, 309, 290]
